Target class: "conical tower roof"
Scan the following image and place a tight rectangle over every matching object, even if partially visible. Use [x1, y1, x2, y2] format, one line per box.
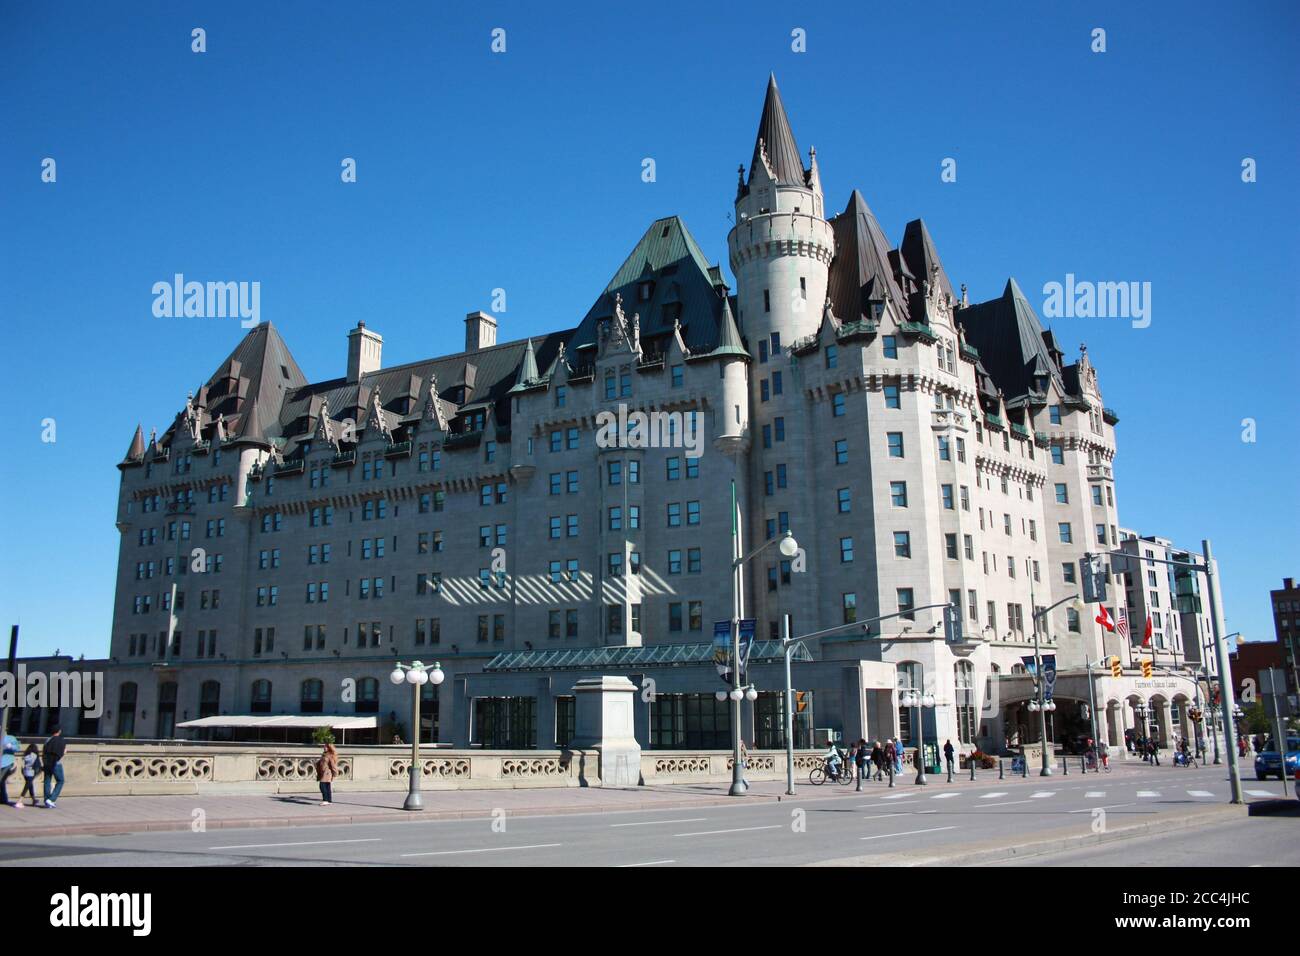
[709, 298, 749, 360]
[508, 338, 541, 393]
[748, 74, 806, 188]
[120, 423, 145, 465]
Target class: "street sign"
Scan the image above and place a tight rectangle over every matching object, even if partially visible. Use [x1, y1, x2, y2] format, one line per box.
[943, 604, 963, 643]
[1080, 553, 1108, 602]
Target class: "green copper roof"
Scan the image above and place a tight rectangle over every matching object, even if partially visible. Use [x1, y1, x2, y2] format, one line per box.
[708, 297, 750, 359]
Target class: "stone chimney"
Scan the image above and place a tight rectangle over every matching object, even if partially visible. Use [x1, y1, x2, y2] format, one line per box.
[347, 321, 383, 383]
[464, 311, 498, 353]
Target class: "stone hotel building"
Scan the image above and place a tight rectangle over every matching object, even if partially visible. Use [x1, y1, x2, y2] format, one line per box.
[18, 77, 1222, 758]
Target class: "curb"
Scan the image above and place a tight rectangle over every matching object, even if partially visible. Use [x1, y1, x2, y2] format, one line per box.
[815, 804, 1247, 867]
[1246, 798, 1298, 817]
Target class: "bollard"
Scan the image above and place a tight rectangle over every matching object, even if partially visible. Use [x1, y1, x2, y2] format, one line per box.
[998, 758, 1004, 780]
[1022, 757, 1028, 778]
[1062, 755, 1068, 775]
[946, 763, 953, 783]
[1081, 755, 1087, 774]
[969, 755, 976, 781]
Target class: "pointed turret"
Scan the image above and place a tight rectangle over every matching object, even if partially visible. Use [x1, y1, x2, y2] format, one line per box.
[710, 298, 750, 360]
[120, 424, 145, 466]
[508, 338, 541, 393]
[747, 74, 806, 188]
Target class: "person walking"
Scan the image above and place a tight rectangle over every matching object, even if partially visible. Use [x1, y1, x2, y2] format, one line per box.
[883, 739, 897, 784]
[853, 739, 869, 791]
[870, 740, 884, 781]
[738, 739, 751, 790]
[41, 727, 67, 808]
[892, 737, 904, 775]
[1, 729, 19, 808]
[1148, 737, 1160, 766]
[315, 741, 339, 805]
[943, 739, 955, 776]
[19, 745, 40, 806]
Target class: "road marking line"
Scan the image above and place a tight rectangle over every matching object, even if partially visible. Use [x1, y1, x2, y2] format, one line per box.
[1085, 791, 1106, 798]
[1030, 791, 1055, 798]
[930, 792, 960, 799]
[209, 838, 382, 850]
[859, 801, 915, 808]
[860, 813, 917, 820]
[617, 860, 675, 867]
[610, 818, 707, 828]
[1069, 803, 1134, 814]
[1136, 791, 1161, 798]
[860, 826, 957, 841]
[978, 800, 1034, 808]
[1187, 790, 1213, 797]
[401, 843, 561, 858]
[674, 825, 781, 837]
[1246, 789, 1276, 797]
[880, 793, 913, 800]
[979, 792, 1008, 799]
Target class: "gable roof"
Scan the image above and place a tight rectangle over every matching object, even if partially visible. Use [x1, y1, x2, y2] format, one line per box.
[827, 191, 908, 322]
[956, 278, 1066, 400]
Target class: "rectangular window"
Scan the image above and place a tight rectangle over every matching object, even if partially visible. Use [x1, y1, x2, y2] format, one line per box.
[897, 588, 915, 620]
[890, 481, 908, 507]
[836, 487, 851, 513]
[840, 537, 854, 563]
[882, 336, 898, 359]
[834, 439, 848, 465]
[887, 432, 904, 458]
[894, 531, 911, 558]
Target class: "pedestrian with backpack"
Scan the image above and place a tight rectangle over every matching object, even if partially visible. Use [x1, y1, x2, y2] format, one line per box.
[883, 739, 897, 784]
[870, 740, 884, 781]
[19, 745, 40, 806]
[854, 739, 869, 791]
[943, 739, 955, 775]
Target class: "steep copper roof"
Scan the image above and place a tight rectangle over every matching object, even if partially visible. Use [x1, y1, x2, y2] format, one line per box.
[827, 191, 908, 321]
[900, 218, 955, 303]
[957, 279, 1067, 400]
[747, 74, 807, 189]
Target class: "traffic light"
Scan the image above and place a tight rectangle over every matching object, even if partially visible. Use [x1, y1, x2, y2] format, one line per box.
[795, 691, 808, 713]
[1141, 659, 1152, 679]
[1110, 656, 1122, 678]
[943, 604, 963, 643]
[1080, 553, 1109, 603]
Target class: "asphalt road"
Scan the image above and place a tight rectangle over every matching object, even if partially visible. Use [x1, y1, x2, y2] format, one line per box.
[1, 765, 1292, 867]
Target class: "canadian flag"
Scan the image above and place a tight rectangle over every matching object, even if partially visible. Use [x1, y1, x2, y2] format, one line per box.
[1095, 605, 1116, 632]
[1142, 616, 1153, 647]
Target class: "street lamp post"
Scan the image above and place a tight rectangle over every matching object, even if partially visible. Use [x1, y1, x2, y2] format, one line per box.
[900, 689, 936, 784]
[1027, 593, 1083, 775]
[388, 660, 445, 811]
[727, 476, 798, 797]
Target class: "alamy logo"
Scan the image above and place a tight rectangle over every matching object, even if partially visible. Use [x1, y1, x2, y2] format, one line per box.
[1041, 274, 1151, 329]
[50, 886, 151, 936]
[594, 404, 703, 458]
[152, 274, 261, 328]
[0, 666, 102, 718]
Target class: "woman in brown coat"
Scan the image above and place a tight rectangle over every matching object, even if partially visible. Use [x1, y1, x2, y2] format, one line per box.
[316, 742, 339, 805]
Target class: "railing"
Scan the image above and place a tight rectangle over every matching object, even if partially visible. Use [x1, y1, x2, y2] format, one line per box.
[444, 430, 483, 449]
[960, 342, 980, 362]
[1087, 462, 1113, 480]
[984, 414, 1005, 429]
[1034, 430, 1050, 447]
[1010, 422, 1030, 440]
[1102, 407, 1119, 425]
[273, 460, 304, 476]
[151, 448, 170, 463]
[836, 319, 877, 340]
[332, 450, 356, 467]
[384, 440, 412, 459]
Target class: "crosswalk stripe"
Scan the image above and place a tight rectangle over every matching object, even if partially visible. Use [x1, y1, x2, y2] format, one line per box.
[1187, 790, 1213, 797]
[1136, 790, 1161, 798]
[1085, 791, 1105, 798]
[930, 792, 960, 799]
[1030, 791, 1055, 798]
[979, 792, 1008, 799]
[1246, 789, 1276, 797]
[880, 793, 913, 800]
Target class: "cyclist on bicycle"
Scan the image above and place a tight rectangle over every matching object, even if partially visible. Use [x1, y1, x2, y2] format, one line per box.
[822, 743, 843, 781]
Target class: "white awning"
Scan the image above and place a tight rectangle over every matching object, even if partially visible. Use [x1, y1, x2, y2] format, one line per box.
[175, 714, 378, 729]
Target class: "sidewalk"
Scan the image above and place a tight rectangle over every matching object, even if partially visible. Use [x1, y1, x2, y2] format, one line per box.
[0, 780, 806, 839]
[0, 757, 1222, 840]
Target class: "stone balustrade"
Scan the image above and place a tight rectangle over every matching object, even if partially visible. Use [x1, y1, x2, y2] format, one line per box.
[34, 742, 825, 796]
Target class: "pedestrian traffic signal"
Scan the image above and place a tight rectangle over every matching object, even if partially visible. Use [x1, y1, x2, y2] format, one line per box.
[1080, 553, 1109, 603]
[1110, 656, 1122, 678]
[795, 691, 808, 713]
[1141, 659, 1152, 679]
[943, 604, 963, 643]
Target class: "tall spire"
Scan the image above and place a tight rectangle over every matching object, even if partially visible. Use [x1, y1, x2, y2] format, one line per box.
[748, 74, 806, 187]
[122, 423, 145, 463]
[509, 338, 540, 393]
[710, 298, 750, 359]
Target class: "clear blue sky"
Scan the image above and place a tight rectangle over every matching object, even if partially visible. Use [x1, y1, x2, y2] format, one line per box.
[1, 0, 1296, 659]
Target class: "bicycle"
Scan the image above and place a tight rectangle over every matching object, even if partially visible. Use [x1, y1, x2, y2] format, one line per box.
[809, 758, 855, 786]
[1173, 751, 1198, 769]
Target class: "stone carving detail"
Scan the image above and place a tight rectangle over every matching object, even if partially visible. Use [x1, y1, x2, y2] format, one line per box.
[388, 758, 472, 779]
[652, 756, 711, 775]
[99, 755, 214, 781]
[500, 757, 567, 778]
[792, 754, 822, 772]
[256, 756, 353, 781]
[728, 754, 775, 772]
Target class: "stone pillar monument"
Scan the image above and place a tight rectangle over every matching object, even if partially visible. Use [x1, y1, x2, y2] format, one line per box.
[568, 676, 642, 787]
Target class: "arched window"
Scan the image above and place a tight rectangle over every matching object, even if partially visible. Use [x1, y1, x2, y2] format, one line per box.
[251, 679, 272, 714]
[301, 679, 324, 714]
[955, 661, 976, 744]
[199, 680, 221, 718]
[117, 682, 138, 738]
[355, 677, 379, 714]
[897, 662, 922, 746]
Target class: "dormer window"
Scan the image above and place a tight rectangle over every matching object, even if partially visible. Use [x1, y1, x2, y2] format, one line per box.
[638, 281, 653, 302]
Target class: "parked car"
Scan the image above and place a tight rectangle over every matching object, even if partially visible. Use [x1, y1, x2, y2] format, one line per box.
[1253, 734, 1300, 780]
